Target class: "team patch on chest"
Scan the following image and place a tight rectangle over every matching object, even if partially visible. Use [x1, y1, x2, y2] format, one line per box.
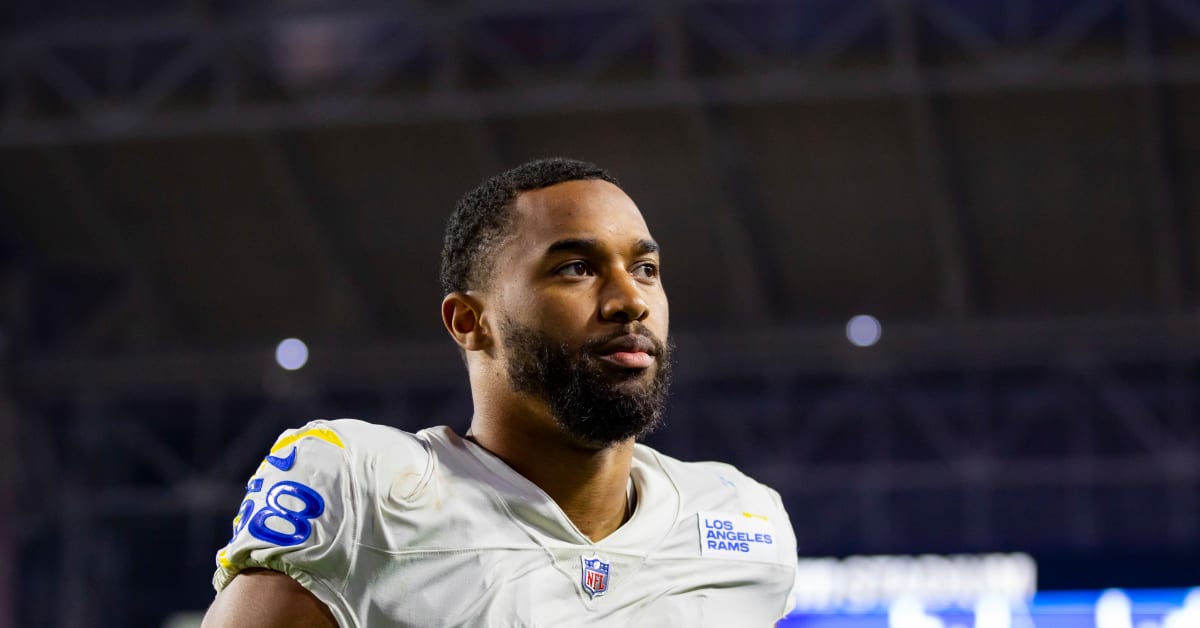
[580, 554, 610, 598]
[696, 511, 778, 561]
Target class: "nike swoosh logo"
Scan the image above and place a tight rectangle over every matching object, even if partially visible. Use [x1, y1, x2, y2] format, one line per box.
[265, 447, 297, 471]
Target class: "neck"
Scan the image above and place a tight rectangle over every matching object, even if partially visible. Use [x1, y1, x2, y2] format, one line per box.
[467, 403, 634, 542]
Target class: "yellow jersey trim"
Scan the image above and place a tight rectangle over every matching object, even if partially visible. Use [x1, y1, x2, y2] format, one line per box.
[270, 427, 346, 454]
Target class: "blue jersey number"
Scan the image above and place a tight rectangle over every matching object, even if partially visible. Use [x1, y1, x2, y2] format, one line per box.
[231, 479, 325, 546]
[228, 478, 263, 543]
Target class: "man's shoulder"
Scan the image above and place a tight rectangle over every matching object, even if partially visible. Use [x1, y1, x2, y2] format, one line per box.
[634, 444, 789, 514]
[269, 418, 436, 477]
[303, 417, 427, 449]
[213, 418, 435, 594]
[634, 444, 761, 486]
[635, 444, 798, 570]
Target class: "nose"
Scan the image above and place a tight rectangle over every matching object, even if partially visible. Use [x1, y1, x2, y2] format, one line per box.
[599, 272, 649, 323]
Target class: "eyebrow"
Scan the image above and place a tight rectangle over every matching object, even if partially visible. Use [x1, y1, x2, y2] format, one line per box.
[544, 238, 660, 257]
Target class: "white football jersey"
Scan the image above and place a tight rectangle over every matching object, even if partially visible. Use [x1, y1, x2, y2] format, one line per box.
[213, 419, 798, 627]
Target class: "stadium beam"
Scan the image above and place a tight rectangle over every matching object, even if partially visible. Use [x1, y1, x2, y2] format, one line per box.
[12, 320, 1200, 619]
[15, 313, 1200, 393]
[57, 388, 99, 628]
[887, 0, 974, 319]
[1163, 364, 1200, 545]
[250, 134, 380, 333]
[20, 342, 1197, 557]
[19, 344, 1198, 510]
[651, 6, 783, 318]
[683, 104, 777, 319]
[36, 145, 164, 351]
[1128, 0, 1191, 312]
[2, 0, 1200, 146]
[0, 388, 17, 628]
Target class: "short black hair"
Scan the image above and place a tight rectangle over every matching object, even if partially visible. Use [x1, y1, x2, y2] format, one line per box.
[440, 157, 621, 295]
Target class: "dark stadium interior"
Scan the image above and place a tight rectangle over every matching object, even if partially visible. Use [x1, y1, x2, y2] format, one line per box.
[2, 0, 1200, 626]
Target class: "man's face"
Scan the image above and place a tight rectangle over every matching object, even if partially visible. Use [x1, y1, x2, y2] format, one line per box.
[486, 179, 672, 447]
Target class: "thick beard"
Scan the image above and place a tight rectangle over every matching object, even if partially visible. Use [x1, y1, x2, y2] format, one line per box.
[502, 318, 673, 448]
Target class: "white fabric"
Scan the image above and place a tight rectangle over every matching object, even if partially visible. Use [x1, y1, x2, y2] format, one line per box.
[213, 419, 798, 627]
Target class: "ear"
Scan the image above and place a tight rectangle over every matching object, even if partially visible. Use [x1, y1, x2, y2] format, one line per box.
[441, 292, 491, 351]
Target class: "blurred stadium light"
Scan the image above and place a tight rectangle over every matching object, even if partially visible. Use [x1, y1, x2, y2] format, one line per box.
[783, 586, 1200, 628]
[846, 314, 882, 347]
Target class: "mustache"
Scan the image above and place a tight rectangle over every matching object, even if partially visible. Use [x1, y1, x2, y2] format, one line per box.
[580, 324, 667, 357]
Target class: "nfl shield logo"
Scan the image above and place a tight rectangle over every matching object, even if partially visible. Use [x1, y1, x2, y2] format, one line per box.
[580, 554, 610, 598]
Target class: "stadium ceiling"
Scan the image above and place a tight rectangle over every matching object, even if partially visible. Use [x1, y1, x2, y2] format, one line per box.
[2, 0, 1200, 143]
[3, 0, 1200, 374]
[5, 3, 1200, 624]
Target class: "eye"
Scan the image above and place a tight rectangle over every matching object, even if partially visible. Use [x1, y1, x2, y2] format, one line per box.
[632, 262, 659, 280]
[556, 261, 592, 278]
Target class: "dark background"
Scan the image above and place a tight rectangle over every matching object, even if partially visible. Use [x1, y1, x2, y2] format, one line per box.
[2, 0, 1199, 626]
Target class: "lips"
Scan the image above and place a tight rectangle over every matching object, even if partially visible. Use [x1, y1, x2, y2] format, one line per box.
[595, 334, 657, 369]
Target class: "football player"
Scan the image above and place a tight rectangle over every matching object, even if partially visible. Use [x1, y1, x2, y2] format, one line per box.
[203, 158, 798, 627]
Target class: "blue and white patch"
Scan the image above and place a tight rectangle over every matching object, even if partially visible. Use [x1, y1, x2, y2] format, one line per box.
[697, 511, 778, 561]
[580, 554, 610, 598]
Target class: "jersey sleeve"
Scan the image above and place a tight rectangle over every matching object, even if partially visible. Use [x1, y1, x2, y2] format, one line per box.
[212, 420, 360, 626]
